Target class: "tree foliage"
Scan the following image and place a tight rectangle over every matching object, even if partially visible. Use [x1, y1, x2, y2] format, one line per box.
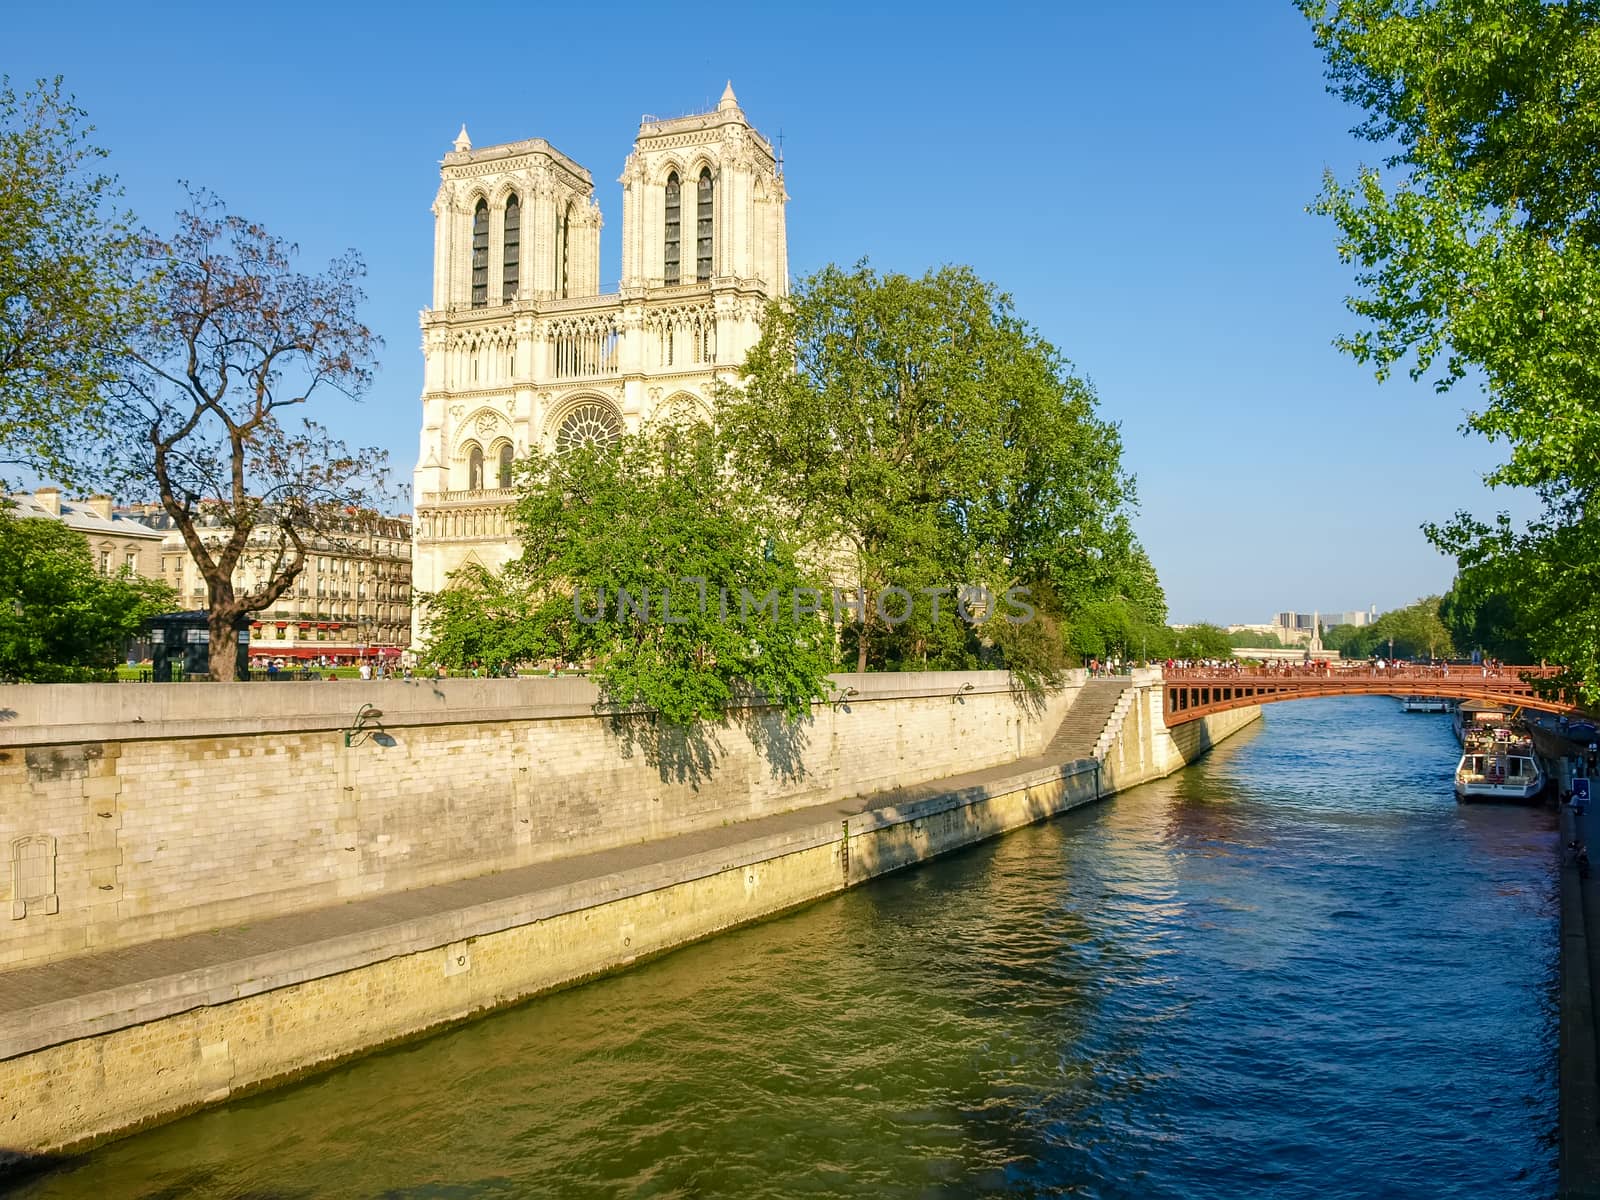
[111, 191, 391, 681]
[1168, 623, 1235, 662]
[1227, 629, 1285, 649]
[422, 426, 836, 727]
[1301, 0, 1600, 700]
[1320, 597, 1456, 660]
[0, 76, 149, 488]
[0, 503, 174, 681]
[719, 261, 1155, 685]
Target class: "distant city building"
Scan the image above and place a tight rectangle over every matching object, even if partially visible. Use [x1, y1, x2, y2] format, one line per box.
[123, 504, 413, 664]
[9, 487, 414, 664]
[1326, 607, 1378, 628]
[1265, 606, 1378, 645]
[8, 487, 165, 577]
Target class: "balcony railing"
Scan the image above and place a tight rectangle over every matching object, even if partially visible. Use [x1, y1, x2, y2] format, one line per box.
[421, 487, 518, 504]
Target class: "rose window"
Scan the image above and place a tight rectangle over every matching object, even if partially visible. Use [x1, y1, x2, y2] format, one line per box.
[555, 403, 623, 454]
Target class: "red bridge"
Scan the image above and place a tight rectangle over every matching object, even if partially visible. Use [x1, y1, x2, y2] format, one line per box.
[1162, 663, 1575, 727]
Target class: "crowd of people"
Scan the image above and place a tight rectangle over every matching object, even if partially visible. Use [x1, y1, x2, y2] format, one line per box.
[1162, 657, 1517, 678]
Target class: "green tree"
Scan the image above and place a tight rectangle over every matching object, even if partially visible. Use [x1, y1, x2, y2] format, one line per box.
[1227, 629, 1284, 649]
[1169, 623, 1235, 661]
[1324, 598, 1457, 660]
[0, 503, 174, 681]
[1370, 595, 1456, 660]
[0, 76, 149, 487]
[421, 426, 836, 728]
[1301, 0, 1600, 699]
[111, 191, 390, 681]
[1320, 623, 1363, 656]
[719, 261, 1149, 686]
[1440, 556, 1538, 664]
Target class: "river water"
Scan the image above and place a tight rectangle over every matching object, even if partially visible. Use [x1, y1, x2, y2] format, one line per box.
[14, 697, 1558, 1199]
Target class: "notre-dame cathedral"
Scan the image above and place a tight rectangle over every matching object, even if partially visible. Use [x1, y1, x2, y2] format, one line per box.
[410, 84, 788, 644]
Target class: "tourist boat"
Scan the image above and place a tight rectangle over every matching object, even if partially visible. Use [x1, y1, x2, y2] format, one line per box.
[1399, 696, 1452, 713]
[1454, 699, 1512, 744]
[1455, 727, 1546, 802]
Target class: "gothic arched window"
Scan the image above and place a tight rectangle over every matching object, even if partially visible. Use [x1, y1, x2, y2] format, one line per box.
[555, 402, 623, 455]
[664, 173, 681, 285]
[558, 201, 572, 298]
[502, 194, 520, 301]
[470, 199, 489, 308]
[468, 445, 484, 491]
[497, 444, 513, 488]
[696, 168, 713, 282]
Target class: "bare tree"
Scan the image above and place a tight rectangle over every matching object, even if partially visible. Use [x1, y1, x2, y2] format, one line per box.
[113, 190, 391, 680]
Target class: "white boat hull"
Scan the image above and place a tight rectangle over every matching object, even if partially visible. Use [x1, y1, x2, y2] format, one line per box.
[1455, 778, 1545, 802]
[1400, 697, 1451, 713]
[1455, 749, 1546, 803]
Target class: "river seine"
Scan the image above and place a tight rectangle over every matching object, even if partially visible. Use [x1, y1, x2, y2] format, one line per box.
[13, 696, 1557, 1198]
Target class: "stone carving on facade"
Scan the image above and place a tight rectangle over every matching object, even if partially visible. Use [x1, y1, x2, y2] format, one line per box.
[10, 835, 58, 919]
[412, 85, 786, 647]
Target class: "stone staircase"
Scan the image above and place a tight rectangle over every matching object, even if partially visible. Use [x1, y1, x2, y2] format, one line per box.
[1042, 677, 1134, 763]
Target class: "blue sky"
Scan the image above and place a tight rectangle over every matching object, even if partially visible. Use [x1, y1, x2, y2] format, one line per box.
[1, 0, 1534, 623]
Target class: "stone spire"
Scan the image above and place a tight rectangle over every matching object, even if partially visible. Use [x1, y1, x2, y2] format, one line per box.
[1309, 610, 1323, 654]
[718, 81, 739, 112]
[453, 124, 471, 153]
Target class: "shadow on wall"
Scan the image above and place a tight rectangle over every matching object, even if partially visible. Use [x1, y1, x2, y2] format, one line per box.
[0, 1148, 96, 1189]
[607, 705, 813, 788]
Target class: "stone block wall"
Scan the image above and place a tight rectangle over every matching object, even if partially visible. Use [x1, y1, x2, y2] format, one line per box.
[0, 672, 1079, 970]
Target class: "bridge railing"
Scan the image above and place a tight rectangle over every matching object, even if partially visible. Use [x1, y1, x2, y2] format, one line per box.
[1161, 663, 1561, 683]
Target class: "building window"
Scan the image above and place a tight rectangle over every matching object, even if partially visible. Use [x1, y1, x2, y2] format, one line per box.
[125, 551, 138, 572]
[470, 199, 489, 308]
[555, 402, 623, 455]
[98, 550, 110, 574]
[696, 168, 713, 282]
[664, 173, 681, 285]
[498, 444, 514, 488]
[556, 201, 572, 299]
[468, 445, 484, 490]
[502, 193, 520, 301]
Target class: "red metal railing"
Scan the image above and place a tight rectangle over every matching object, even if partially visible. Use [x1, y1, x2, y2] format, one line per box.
[1158, 663, 1573, 727]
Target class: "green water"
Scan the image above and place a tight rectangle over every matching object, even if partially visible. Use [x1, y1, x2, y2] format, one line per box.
[9, 698, 1557, 1198]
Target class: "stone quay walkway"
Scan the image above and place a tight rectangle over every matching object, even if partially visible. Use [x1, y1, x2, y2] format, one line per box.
[0, 741, 1110, 1065]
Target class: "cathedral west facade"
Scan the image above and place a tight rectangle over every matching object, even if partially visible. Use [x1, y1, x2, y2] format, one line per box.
[410, 84, 788, 645]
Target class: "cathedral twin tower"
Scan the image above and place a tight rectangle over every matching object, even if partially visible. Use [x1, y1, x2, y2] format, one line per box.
[411, 84, 789, 643]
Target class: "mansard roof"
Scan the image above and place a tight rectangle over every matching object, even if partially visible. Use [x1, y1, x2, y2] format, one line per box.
[7, 491, 163, 540]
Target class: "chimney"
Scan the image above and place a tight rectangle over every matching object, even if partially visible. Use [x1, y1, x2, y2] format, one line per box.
[85, 494, 113, 520]
[33, 487, 60, 516]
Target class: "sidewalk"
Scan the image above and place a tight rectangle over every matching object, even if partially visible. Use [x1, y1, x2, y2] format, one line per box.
[0, 745, 1101, 1062]
[1562, 803, 1600, 1200]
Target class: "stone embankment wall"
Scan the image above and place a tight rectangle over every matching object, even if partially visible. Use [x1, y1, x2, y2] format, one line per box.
[0, 673, 1077, 971]
[0, 671, 1257, 1164]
